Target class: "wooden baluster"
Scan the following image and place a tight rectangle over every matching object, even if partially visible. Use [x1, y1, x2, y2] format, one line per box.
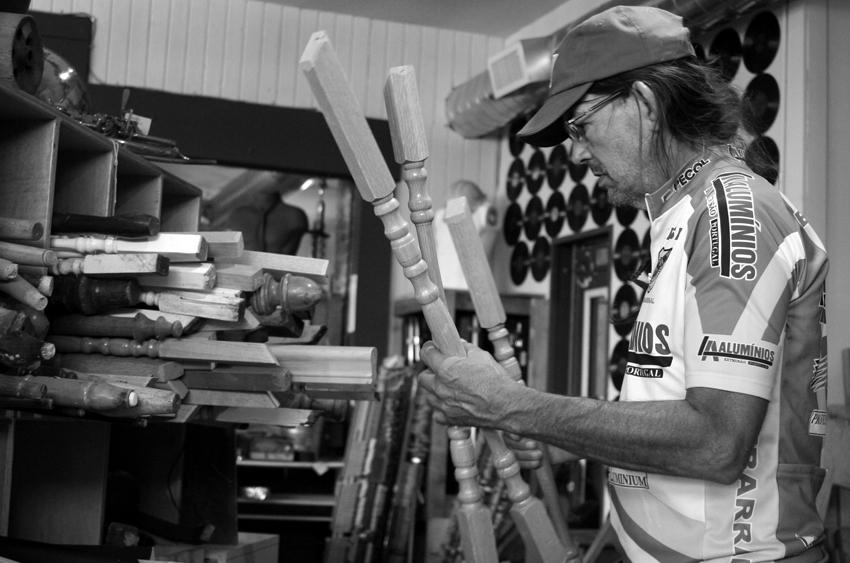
[446, 196, 582, 563]
[384, 66, 446, 305]
[300, 34, 498, 563]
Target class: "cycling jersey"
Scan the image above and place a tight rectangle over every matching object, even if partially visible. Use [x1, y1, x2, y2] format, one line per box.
[610, 148, 829, 562]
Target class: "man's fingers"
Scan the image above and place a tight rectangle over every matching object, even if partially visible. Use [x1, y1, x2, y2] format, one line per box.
[420, 341, 449, 371]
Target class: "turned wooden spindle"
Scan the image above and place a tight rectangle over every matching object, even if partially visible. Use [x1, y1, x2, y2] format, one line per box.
[50, 233, 207, 262]
[46, 334, 280, 366]
[0, 275, 48, 310]
[384, 66, 446, 304]
[0, 374, 47, 400]
[50, 312, 183, 341]
[300, 33, 498, 563]
[251, 273, 323, 316]
[52, 275, 162, 315]
[446, 196, 580, 560]
[24, 375, 137, 411]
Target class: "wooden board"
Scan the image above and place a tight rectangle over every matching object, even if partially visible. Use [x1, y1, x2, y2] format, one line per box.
[192, 231, 244, 258]
[137, 262, 216, 290]
[224, 250, 328, 283]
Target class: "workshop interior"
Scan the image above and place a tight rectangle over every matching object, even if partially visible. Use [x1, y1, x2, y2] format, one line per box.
[0, 0, 848, 562]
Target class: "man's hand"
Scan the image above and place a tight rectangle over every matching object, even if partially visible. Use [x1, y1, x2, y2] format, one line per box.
[418, 340, 519, 429]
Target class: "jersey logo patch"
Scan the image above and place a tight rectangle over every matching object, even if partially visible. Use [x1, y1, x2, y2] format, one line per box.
[705, 172, 760, 281]
[646, 247, 671, 294]
[697, 336, 775, 369]
[608, 468, 649, 489]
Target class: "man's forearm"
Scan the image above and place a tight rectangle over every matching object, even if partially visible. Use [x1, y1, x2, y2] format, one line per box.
[498, 385, 763, 484]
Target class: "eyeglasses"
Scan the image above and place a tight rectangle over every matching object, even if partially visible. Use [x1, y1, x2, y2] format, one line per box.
[564, 89, 629, 143]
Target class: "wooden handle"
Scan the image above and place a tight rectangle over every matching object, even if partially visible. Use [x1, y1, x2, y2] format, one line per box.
[0, 258, 17, 280]
[446, 197, 580, 560]
[0, 374, 47, 399]
[0, 276, 47, 310]
[52, 275, 143, 315]
[49, 312, 183, 341]
[385, 65, 446, 304]
[0, 217, 43, 241]
[300, 32, 498, 563]
[0, 240, 56, 267]
[25, 375, 137, 411]
[51, 212, 160, 238]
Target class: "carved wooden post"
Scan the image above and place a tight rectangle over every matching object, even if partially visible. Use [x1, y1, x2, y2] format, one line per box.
[446, 196, 582, 562]
[300, 32, 498, 563]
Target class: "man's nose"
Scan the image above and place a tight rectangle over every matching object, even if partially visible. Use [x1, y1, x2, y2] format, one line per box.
[568, 139, 590, 164]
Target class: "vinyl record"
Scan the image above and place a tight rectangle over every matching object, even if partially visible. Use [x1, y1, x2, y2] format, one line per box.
[524, 196, 544, 240]
[566, 184, 590, 232]
[510, 241, 530, 285]
[746, 73, 780, 135]
[616, 204, 638, 227]
[503, 202, 523, 245]
[746, 135, 780, 185]
[590, 182, 612, 225]
[743, 11, 780, 74]
[613, 228, 640, 282]
[547, 144, 568, 190]
[531, 237, 551, 281]
[509, 117, 527, 157]
[612, 283, 639, 336]
[709, 28, 742, 83]
[568, 159, 588, 183]
[506, 158, 526, 201]
[545, 191, 566, 237]
[526, 150, 546, 194]
[609, 338, 629, 392]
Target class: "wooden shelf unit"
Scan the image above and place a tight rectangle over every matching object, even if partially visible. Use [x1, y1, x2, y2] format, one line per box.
[0, 81, 203, 544]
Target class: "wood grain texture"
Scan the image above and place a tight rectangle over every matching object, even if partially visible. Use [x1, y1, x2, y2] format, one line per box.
[137, 262, 216, 290]
[50, 253, 169, 276]
[225, 250, 328, 283]
[299, 31, 396, 202]
[446, 196, 578, 561]
[300, 32, 497, 563]
[56, 353, 185, 382]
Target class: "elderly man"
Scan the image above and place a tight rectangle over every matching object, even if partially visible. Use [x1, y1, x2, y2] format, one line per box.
[419, 6, 829, 562]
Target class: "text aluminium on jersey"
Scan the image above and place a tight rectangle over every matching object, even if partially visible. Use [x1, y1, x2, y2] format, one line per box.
[705, 172, 761, 281]
[698, 336, 775, 369]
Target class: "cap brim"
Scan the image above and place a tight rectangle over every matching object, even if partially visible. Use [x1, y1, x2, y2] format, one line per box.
[517, 83, 592, 147]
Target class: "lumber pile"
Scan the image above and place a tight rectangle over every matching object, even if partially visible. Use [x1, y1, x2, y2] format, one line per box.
[0, 215, 377, 427]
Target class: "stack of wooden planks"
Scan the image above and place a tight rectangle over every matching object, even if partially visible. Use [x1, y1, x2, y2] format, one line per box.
[0, 215, 378, 427]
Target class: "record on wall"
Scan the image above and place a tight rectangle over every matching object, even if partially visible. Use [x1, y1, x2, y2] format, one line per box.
[590, 182, 612, 226]
[510, 241, 530, 285]
[531, 237, 551, 281]
[746, 135, 780, 185]
[506, 158, 526, 201]
[545, 191, 566, 237]
[568, 158, 588, 183]
[613, 228, 640, 282]
[547, 144, 568, 190]
[746, 73, 780, 135]
[524, 195, 544, 241]
[709, 28, 742, 83]
[566, 183, 590, 232]
[526, 150, 546, 194]
[612, 283, 639, 336]
[503, 202, 523, 245]
[616, 204, 638, 227]
[609, 338, 629, 392]
[743, 11, 780, 74]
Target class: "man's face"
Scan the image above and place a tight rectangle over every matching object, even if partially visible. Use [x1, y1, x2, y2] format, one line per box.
[565, 91, 657, 209]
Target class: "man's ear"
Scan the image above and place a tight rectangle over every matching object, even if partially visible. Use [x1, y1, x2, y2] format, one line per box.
[631, 81, 659, 127]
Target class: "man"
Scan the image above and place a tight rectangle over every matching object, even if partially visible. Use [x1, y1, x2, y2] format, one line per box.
[419, 6, 829, 562]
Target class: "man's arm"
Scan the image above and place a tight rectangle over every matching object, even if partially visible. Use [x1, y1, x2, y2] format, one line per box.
[419, 342, 768, 485]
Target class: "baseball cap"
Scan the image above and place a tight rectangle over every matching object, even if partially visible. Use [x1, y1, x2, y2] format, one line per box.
[517, 6, 695, 147]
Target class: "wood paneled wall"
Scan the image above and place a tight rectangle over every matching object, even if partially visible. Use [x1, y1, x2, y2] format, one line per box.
[30, 0, 505, 208]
